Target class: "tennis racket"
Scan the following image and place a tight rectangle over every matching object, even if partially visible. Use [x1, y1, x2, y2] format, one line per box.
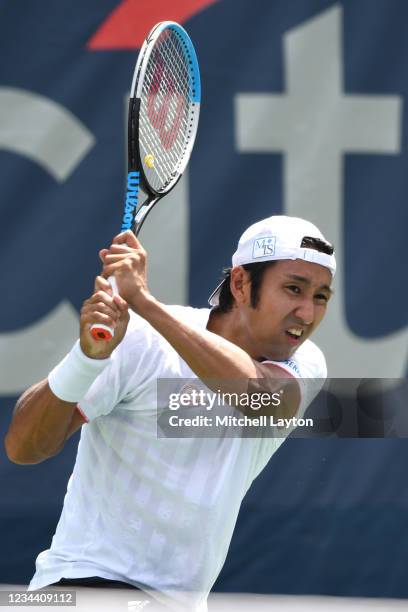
[90, 21, 201, 341]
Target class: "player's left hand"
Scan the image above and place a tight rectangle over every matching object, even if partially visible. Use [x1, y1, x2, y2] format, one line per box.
[100, 231, 153, 313]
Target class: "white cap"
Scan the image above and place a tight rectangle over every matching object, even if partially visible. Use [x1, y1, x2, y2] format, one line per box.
[208, 215, 336, 306]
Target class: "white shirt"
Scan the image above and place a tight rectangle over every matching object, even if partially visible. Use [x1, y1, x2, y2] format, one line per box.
[29, 306, 326, 610]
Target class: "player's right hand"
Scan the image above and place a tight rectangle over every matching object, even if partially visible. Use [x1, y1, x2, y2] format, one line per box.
[79, 276, 130, 359]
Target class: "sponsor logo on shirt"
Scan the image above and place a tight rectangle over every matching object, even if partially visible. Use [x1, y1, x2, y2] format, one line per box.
[177, 382, 204, 406]
[283, 359, 301, 376]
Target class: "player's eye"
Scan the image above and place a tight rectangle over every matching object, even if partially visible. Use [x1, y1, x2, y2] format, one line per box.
[315, 293, 329, 303]
[287, 285, 301, 294]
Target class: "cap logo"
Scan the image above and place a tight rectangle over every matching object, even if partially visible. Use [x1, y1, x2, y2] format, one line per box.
[252, 236, 276, 259]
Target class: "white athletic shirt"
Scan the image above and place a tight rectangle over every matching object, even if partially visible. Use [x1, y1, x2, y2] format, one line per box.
[29, 306, 327, 610]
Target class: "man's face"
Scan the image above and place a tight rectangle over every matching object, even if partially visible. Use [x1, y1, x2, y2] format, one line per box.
[237, 259, 332, 361]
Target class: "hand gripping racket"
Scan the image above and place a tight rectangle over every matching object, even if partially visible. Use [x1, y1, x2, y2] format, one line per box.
[90, 21, 201, 341]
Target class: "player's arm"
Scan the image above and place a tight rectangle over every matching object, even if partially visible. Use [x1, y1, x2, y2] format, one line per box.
[4, 381, 84, 464]
[133, 300, 300, 418]
[4, 277, 129, 465]
[101, 232, 300, 418]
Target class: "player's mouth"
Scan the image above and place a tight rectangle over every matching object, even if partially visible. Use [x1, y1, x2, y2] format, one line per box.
[285, 327, 304, 345]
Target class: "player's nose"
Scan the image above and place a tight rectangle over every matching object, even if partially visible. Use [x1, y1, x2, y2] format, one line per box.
[294, 297, 315, 326]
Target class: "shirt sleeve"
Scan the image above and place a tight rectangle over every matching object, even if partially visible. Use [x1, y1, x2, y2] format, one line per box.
[77, 350, 124, 422]
[77, 312, 152, 422]
[249, 341, 327, 480]
[262, 340, 327, 417]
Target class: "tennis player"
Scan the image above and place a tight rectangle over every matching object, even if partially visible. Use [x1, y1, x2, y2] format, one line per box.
[5, 215, 335, 611]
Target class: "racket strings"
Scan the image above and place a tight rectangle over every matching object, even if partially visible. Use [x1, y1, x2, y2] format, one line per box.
[159, 37, 192, 149]
[142, 37, 190, 162]
[139, 28, 198, 192]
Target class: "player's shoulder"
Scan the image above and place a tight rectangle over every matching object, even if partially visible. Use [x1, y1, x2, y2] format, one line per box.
[264, 339, 326, 380]
[114, 305, 211, 371]
[290, 339, 327, 378]
[166, 304, 211, 327]
[126, 304, 210, 335]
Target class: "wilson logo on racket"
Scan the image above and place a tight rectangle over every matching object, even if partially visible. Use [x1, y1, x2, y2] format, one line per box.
[147, 52, 186, 150]
[121, 171, 140, 231]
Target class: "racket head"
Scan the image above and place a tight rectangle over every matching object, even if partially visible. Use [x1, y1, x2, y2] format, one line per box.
[129, 21, 201, 196]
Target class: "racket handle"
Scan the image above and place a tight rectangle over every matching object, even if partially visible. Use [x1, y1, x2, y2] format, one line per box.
[90, 276, 118, 342]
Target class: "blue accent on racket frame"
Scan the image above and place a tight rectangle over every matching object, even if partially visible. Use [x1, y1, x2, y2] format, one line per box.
[168, 23, 201, 104]
[121, 171, 140, 231]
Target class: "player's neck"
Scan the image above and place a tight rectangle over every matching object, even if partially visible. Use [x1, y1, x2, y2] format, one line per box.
[207, 308, 258, 359]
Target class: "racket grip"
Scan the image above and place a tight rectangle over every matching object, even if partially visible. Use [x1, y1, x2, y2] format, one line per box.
[90, 276, 118, 342]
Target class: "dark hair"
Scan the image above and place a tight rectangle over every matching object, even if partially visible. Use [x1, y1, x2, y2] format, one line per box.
[214, 235, 334, 313]
[216, 261, 276, 313]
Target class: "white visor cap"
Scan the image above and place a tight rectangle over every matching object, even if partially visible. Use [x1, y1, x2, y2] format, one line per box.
[209, 215, 336, 307]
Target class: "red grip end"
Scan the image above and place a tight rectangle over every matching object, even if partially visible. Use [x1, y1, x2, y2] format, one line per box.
[90, 326, 113, 341]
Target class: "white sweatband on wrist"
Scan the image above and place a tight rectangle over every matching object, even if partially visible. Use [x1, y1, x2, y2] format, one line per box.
[48, 340, 112, 403]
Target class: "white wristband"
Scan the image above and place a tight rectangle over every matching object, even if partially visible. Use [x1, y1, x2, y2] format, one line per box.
[48, 340, 112, 403]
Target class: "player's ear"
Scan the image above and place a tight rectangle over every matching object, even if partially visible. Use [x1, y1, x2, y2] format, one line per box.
[230, 266, 251, 306]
